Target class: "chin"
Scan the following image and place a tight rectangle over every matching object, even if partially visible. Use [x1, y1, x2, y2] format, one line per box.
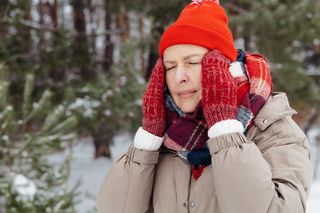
[175, 98, 200, 113]
[179, 104, 197, 113]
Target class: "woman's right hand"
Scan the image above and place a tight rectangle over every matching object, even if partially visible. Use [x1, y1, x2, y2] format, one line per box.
[142, 58, 166, 137]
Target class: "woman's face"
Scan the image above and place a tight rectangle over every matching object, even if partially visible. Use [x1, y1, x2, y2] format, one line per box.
[163, 44, 208, 113]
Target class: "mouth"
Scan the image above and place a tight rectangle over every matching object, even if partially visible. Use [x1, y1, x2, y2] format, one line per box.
[177, 89, 197, 98]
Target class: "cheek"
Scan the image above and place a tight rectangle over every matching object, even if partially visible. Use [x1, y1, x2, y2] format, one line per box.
[190, 66, 202, 87]
[165, 72, 175, 93]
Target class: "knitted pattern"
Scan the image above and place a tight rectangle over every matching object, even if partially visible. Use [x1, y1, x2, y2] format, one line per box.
[142, 59, 166, 137]
[201, 49, 238, 127]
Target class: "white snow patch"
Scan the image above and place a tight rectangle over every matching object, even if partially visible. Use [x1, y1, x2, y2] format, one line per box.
[307, 181, 320, 213]
[12, 174, 37, 201]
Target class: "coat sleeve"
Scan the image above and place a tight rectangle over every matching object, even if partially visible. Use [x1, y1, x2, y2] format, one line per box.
[96, 144, 159, 213]
[207, 116, 313, 213]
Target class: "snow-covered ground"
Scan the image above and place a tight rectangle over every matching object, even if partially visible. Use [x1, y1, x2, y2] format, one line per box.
[308, 181, 320, 213]
[49, 133, 132, 213]
[67, 134, 132, 213]
[51, 129, 320, 213]
[307, 128, 320, 213]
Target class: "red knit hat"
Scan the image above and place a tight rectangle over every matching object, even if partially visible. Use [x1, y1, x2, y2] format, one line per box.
[159, 0, 237, 61]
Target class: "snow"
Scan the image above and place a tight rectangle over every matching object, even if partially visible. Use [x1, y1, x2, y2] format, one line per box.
[68, 96, 101, 118]
[308, 181, 320, 213]
[66, 134, 131, 212]
[49, 133, 132, 213]
[50, 129, 320, 213]
[12, 174, 37, 201]
[307, 128, 320, 213]
[103, 109, 112, 117]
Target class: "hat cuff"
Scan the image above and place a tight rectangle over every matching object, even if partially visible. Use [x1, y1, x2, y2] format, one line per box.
[159, 24, 237, 61]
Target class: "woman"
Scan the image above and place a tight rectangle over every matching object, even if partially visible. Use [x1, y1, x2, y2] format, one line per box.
[96, 0, 313, 212]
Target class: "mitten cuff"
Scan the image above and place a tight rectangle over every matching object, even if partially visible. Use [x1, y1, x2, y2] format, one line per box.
[204, 105, 238, 127]
[134, 127, 164, 151]
[208, 119, 244, 138]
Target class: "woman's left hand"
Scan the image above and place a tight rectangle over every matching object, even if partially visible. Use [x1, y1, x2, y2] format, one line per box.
[201, 49, 238, 128]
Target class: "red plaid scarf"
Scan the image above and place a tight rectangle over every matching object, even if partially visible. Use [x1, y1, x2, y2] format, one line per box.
[234, 52, 273, 131]
[163, 50, 272, 179]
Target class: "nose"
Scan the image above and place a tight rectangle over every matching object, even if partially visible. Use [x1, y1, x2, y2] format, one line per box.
[175, 65, 189, 84]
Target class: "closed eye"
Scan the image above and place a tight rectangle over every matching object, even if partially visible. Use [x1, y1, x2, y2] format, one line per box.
[166, 66, 176, 71]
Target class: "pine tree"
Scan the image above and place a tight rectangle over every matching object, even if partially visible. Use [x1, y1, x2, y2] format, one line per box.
[223, 0, 320, 104]
[223, 0, 320, 129]
[67, 40, 144, 158]
[0, 63, 78, 212]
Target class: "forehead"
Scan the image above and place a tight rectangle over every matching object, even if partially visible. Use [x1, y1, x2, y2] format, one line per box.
[163, 44, 208, 61]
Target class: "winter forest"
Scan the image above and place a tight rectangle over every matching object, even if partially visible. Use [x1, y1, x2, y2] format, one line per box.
[0, 0, 320, 212]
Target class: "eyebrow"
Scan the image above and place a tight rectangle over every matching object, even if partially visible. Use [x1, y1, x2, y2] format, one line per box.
[164, 54, 203, 64]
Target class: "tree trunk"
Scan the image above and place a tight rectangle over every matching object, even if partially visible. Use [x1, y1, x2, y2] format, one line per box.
[9, 0, 33, 89]
[37, 0, 46, 77]
[116, 4, 130, 43]
[146, 46, 158, 80]
[0, 23, 7, 38]
[92, 119, 114, 159]
[303, 100, 320, 134]
[145, 25, 164, 80]
[91, 0, 119, 158]
[243, 34, 251, 52]
[88, 0, 97, 66]
[51, 0, 58, 29]
[48, 0, 66, 82]
[138, 13, 146, 74]
[0, 0, 9, 37]
[71, 0, 94, 80]
[18, 0, 33, 55]
[103, 0, 114, 72]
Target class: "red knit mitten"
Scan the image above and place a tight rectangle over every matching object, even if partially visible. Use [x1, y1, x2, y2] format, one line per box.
[142, 58, 166, 137]
[201, 49, 238, 128]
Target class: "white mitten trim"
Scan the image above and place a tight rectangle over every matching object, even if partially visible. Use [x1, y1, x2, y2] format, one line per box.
[208, 119, 244, 138]
[134, 127, 164, 151]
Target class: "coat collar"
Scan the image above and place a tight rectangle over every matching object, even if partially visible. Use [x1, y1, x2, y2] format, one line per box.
[253, 92, 297, 131]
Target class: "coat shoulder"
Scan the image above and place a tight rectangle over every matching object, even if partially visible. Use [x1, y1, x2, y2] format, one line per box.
[250, 92, 309, 152]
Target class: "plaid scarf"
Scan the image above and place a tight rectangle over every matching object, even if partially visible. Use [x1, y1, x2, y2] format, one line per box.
[163, 49, 272, 179]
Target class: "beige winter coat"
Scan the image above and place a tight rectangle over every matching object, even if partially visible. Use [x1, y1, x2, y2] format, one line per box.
[96, 92, 313, 213]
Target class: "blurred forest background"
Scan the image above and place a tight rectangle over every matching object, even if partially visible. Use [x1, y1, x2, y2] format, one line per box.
[0, 0, 320, 212]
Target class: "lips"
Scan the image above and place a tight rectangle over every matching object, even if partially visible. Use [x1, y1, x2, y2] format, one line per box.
[177, 89, 197, 98]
